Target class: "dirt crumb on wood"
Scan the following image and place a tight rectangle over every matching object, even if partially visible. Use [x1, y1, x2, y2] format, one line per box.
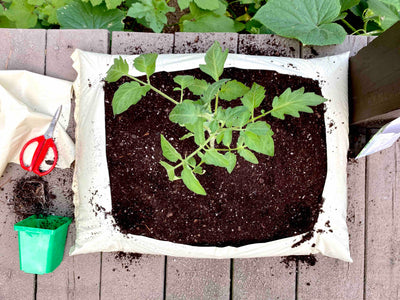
[114, 252, 142, 271]
[281, 255, 317, 268]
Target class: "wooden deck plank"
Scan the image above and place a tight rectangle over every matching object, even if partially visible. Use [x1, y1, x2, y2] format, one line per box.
[0, 167, 35, 300]
[97, 31, 171, 300]
[238, 34, 300, 57]
[365, 141, 400, 300]
[101, 253, 165, 300]
[36, 29, 110, 299]
[174, 32, 238, 53]
[166, 258, 230, 300]
[36, 224, 101, 300]
[233, 257, 295, 300]
[111, 32, 174, 54]
[297, 35, 368, 300]
[46, 29, 110, 81]
[0, 29, 46, 73]
[231, 35, 299, 300]
[297, 158, 366, 300]
[0, 29, 46, 300]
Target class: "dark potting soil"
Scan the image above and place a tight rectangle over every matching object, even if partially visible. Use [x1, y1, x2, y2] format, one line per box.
[11, 177, 51, 219]
[103, 68, 327, 247]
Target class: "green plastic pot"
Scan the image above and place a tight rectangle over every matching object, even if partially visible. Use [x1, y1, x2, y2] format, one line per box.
[14, 215, 72, 275]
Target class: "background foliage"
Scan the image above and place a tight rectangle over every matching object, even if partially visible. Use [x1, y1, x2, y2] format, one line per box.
[0, 0, 399, 45]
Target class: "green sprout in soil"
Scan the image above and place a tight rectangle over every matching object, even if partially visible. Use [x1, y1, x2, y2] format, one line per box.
[105, 41, 326, 195]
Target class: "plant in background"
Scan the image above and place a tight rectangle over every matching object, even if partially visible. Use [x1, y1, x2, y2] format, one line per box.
[0, 0, 72, 28]
[0, 0, 398, 43]
[105, 41, 326, 195]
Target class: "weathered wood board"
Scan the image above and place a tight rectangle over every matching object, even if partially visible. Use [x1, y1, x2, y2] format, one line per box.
[0, 28, 47, 300]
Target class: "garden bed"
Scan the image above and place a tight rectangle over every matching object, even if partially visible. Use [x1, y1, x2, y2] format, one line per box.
[103, 68, 327, 247]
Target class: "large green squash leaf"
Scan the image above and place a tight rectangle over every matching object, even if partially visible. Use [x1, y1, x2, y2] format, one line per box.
[253, 0, 347, 46]
[57, 0, 124, 31]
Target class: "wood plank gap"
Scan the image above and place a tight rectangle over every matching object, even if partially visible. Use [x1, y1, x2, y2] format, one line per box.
[363, 129, 374, 300]
[229, 259, 234, 300]
[363, 154, 369, 300]
[163, 256, 167, 300]
[99, 252, 103, 300]
[34, 274, 37, 300]
[44, 30, 48, 75]
[295, 261, 299, 300]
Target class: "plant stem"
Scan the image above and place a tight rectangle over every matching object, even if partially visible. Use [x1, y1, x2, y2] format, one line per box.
[173, 135, 215, 170]
[248, 109, 273, 123]
[341, 19, 359, 34]
[127, 74, 179, 105]
[214, 94, 219, 114]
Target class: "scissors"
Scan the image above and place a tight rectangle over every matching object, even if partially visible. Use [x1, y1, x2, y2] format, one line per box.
[19, 106, 62, 176]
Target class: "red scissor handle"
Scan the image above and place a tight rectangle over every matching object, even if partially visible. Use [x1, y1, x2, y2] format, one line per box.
[19, 135, 58, 176]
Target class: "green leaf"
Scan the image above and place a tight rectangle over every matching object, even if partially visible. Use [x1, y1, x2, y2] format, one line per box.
[244, 131, 274, 156]
[245, 121, 271, 136]
[160, 134, 182, 163]
[219, 80, 250, 101]
[224, 152, 236, 173]
[201, 79, 230, 103]
[180, 2, 243, 33]
[188, 157, 197, 167]
[180, 132, 194, 140]
[194, 0, 219, 10]
[105, 57, 129, 83]
[193, 165, 204, 174]
[222, 129, 232, 147]
[271, 87, 326, 120]
[216, 132, 224, 144]
[238, 148, 259, 164]
[112, 82, 150, 115]
[254, 0, 347, 46]
[208, 120, 219, 133]
[181, 166, 206, 195]
[225, 106, 251, 127]
[174, 75, 195, 90]
[379, 0, 400, 10]
[191, 119, 206, 145]
[187, 79, 209, 95]
[169, 100, 203, 125]
[177, 0, 191, 10]
[160, 161, 180, 181]
[199, 41, 229, 81]
[57, 1, 124, 31]
[127, 0, 175, 33]
[203, 149, 230, 168]
[4, 0, 37, 28]
[340, 0, 360, 11]
[241, 83, 265, 111]
[134, 53, 158, 77]
[368, 0, 400, 30]
[106, 0, 123, 9]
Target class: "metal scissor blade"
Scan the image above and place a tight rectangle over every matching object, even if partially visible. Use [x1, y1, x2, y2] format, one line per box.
[44, 105, 62, 139]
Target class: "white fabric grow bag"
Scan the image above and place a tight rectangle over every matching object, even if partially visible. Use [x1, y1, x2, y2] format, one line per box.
[71, 49, 351, 262]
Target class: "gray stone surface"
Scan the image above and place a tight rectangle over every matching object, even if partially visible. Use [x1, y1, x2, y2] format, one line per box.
[0, 29, 46, 73]
[174, 32, 238, 53]
[112, 32, 174, 54]
[46, 29, 109, 81]
[302, 36, 369, 58]
[238, 34, 300, 57]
